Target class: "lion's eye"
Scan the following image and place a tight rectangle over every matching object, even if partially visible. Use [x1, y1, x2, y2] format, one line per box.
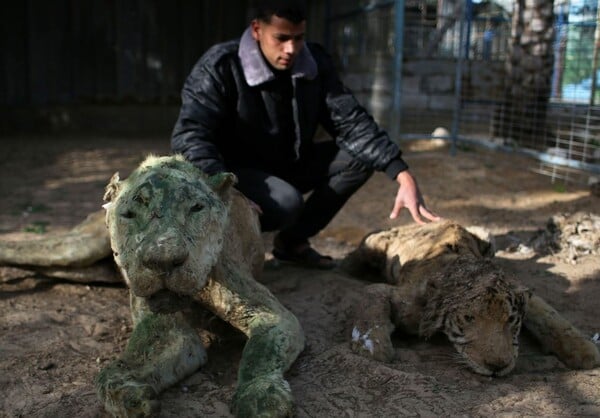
[450, 331, 463, 339]
[120, 210, 136, 219]
[464, 315, 475, 323]
[190, 203, 204, 213]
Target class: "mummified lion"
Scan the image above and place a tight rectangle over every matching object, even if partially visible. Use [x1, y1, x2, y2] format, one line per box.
[0, 155, 304, 417]
[99, 155, 307, 417]
[343, 220, 600, 376]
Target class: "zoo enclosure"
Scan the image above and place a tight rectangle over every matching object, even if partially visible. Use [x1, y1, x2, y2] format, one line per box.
[1, 0, 599, 185]
[327, 0, 600, 184]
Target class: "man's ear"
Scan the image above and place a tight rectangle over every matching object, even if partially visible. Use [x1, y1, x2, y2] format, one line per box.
[250, 19, 261, 41]
[207, 172, 237, 199]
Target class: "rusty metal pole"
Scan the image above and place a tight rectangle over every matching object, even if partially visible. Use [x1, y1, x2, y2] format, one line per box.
[589, 0, 600, 106]
[391, 0, 405, 142]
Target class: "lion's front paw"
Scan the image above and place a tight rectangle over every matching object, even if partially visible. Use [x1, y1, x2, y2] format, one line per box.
[96, 366, 160, 418]
[350, 324, 395, 362]
[232, 373, 293, 418]
[560, 338, 600, 369]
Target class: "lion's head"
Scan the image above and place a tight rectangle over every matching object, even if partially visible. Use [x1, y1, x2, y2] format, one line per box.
[420, 257, 530, 376]
[102, 155, 236, 298]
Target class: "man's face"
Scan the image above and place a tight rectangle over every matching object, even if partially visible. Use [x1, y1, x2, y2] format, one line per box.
[251, 15, 306, 71]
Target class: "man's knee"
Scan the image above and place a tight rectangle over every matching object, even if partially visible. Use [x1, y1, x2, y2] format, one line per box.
[260, 186, 304, 232]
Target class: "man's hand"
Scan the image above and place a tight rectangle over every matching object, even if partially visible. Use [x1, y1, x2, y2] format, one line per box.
[390, 170, 440, 224]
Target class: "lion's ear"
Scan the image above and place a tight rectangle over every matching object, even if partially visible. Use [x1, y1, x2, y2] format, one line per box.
[103, 172, 121, 203]
[465, 225, 496, 258]
[207, 172, 237, 197]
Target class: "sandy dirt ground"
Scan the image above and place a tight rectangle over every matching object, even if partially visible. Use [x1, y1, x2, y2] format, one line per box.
[1, 135, 599, 417]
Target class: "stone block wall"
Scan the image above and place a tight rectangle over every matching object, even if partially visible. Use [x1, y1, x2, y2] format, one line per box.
[340, 55, 506, 129]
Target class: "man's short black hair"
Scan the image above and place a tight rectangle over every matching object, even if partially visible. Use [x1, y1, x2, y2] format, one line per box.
[253, 0, 307, 24]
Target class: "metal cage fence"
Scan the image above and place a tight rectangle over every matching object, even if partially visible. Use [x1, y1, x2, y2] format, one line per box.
[327, 0, 600, 185]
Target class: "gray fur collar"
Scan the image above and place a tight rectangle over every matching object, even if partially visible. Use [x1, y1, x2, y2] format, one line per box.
[238, 27, 317, 86]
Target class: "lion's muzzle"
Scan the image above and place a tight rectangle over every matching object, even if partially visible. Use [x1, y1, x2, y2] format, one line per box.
[140, 228, 189, 273]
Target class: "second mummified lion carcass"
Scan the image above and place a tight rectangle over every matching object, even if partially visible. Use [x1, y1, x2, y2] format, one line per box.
[343, 220, 600, 376]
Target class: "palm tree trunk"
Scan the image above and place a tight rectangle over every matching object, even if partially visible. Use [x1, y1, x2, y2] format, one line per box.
[493, 0, 555, 148]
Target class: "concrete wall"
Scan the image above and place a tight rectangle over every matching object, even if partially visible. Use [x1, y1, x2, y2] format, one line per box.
[340, 55, 506, 130]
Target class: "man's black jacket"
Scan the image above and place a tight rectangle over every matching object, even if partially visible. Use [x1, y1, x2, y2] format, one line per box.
[171, 28, 408, 179]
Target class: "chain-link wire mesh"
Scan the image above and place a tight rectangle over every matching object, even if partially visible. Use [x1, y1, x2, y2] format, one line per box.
[327, 0, 600, 186]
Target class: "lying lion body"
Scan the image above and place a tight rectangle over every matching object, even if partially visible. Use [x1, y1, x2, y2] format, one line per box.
[1, 155, 304, 417]
[2, 158, 598, 407]
[100, 155, 306, 417]
[344, 220, 600, 376]
[0, 210, 121, 282]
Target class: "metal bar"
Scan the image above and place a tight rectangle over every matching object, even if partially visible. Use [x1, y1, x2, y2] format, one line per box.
[324, 0, 332, 51]
[464, 0, 473, 59]
[391, 0, 405, 142]
[450, 1, 466, 156]
[551, 3, 568, 99]
[589, 0, 600, 105]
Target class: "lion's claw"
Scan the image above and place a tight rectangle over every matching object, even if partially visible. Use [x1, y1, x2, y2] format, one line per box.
[232, 373, 294, 418]
[96, 368, 160, 418]
[350, 323, 395, 362]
